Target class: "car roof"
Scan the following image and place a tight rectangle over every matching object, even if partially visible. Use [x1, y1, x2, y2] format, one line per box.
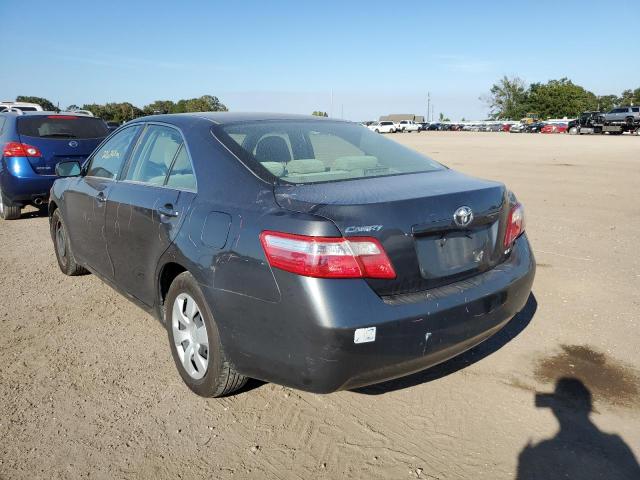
[0, 110, 86, 117]
[129, 112, 348, 126]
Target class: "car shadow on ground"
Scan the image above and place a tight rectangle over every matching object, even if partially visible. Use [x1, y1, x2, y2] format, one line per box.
[20, 207, 48, 220]
[354, 292, 538, 395]
[516, 377, 640, 479]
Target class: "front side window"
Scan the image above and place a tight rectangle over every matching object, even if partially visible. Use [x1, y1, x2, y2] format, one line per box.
[86, 125, 141, 179]
[214, 120, 444, 185]
[124, 125, 183, 186]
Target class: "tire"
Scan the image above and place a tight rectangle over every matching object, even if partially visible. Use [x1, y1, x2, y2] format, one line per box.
[50, 209, 88, 276]
[375, 129, 380, 133]
[568, 126, 578, 135]
[166, 272, 247, 397]
[0, 186, 21, 220]
[625, 117, 634, 127]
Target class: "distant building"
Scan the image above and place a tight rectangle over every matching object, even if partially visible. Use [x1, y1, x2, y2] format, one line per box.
[379, 114, 425, 123]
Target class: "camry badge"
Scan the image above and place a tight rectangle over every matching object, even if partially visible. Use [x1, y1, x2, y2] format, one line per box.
[453, 206, 473, 227]
[68, 140, 79, 148]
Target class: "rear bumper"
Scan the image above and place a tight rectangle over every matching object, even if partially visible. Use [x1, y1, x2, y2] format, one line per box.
[208, 234, 535, 393]
[1, 157, 55, 205]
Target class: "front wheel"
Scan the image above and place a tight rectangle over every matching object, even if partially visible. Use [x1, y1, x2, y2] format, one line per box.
[568, 126, 578, 135]
[50, 209, 88, 275]
[0, 186, 21, 220]
[167, 272, 247, 397]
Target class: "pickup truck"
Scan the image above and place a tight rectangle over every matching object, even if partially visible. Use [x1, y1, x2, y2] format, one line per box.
[397, 120, 420, 132]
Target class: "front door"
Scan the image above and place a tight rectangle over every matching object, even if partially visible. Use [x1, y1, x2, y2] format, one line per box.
[64, 125, 142, 278]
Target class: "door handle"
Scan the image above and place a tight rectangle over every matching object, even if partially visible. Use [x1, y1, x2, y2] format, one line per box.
[96, 192, 106, 203]
[157, 204, 179, 218]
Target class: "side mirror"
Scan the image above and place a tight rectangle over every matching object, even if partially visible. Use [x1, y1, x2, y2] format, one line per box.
[55, 160, 81, 177]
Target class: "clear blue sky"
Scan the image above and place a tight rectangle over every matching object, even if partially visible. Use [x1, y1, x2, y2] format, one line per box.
[1, 0, 637, 121]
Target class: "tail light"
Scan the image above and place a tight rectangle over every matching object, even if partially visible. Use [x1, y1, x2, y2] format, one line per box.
[260, 231, 396, 279]
[3, 142, 42, 158]
[504, 203, 525, 248]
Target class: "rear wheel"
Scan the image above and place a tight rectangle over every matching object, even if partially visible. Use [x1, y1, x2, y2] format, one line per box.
[166, 272, 247, 397]
[0, 186, 21, 220]
[50, 209, 88, 275]
[568, 126, 578, 135]
[626, 117, 634, 127]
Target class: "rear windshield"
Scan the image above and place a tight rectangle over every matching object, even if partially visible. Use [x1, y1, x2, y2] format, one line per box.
[17, 116, 109, 139]
[214, 120, 444, 185]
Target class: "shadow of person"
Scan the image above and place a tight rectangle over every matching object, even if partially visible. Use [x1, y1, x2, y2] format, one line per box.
[355, 293, 537, 395]
[517, 377, 640, 480]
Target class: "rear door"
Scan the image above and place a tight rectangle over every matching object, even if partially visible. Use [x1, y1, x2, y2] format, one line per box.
[16, 115, 109, 175]
[63, 125, 142, 276]
[105, 124, 196, 306]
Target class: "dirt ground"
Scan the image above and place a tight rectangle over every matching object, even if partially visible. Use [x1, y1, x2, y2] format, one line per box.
[1, 131, 639, 479]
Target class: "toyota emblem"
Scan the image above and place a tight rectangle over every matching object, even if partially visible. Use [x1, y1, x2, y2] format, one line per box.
[453, 206, 474, 227]
[68, 140, 79, 148]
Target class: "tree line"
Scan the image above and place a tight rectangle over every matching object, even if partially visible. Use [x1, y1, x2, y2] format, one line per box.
[13, 95, 227, 123]
[484, 77, 640, 120]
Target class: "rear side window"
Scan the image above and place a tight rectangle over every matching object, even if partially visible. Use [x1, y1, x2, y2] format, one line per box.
[87, 125, 141, 179]
[632, 107, 639, 113]
[125, 125, 183, 186]
[166, 145, 196, 191]
[17, 116, 109, 139]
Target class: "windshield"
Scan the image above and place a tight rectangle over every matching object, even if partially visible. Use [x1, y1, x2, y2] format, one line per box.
[17, 116, 109, 139]
[214, 120, 444, 185]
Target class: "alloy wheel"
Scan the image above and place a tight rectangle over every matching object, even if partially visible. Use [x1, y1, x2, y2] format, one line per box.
[172, 293, 209, 380]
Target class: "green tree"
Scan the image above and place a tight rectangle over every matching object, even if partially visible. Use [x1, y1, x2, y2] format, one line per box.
[174, 95, 228, 113]
[619, 88, 640, 106]
[143, 100, 176, 115]
[596, 95, 619, 112]
[438, 112, 450, 122]
[81, 102, 144, 122]
[312, 111, 328, 117]
[16, 95, 57, 111]
[526, 78, 597, 118]
[483, 76, 528, 120]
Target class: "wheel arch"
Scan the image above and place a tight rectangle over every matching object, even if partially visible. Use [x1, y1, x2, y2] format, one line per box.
[157, 261, 189, 321]
[48, 199, 58, 217]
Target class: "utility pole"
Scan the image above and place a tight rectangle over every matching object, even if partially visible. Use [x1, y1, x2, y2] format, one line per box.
[427, 92, 430, 122]
[330, 90, 334, 118]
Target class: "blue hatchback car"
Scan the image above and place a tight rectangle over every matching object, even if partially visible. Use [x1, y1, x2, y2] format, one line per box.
[0, 111, 109, 219]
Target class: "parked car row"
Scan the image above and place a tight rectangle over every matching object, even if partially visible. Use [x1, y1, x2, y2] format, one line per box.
[2, 109, 535, 397]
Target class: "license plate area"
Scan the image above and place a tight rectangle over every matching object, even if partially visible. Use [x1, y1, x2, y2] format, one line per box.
[415, 222, 498, 279]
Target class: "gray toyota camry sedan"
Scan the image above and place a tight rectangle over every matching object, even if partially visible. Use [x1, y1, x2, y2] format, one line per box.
[49, 113, 535, 396]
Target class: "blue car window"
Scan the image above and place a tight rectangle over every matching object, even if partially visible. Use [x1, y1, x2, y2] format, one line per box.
[125, 125, 182, 186]
[86, 125, 141, 179]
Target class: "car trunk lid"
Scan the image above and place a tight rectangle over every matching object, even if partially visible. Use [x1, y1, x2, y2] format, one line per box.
[274, 170, 509, 296]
